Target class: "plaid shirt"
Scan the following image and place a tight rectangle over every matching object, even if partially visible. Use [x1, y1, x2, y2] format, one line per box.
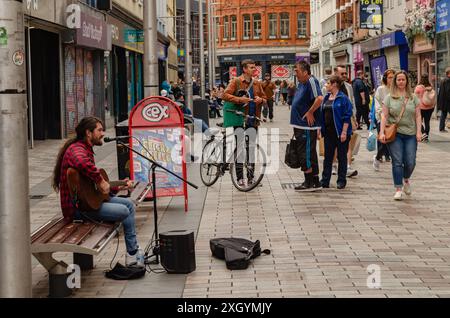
[59, 140, 103, 220]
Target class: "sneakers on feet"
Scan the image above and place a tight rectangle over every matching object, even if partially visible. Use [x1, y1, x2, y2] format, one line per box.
[403, 182, 412, 195]
[332, 164, 337, 175]
[421, 133, 428, 142]
[337, 183, 346, 190]
[237, 179, 246, 187]
[347, 169, 358, 178]
[295, 181, 321, 192]
[373, 155, 381, 171]
[126, 247, 145, 268]
[394, 190, 403, 201]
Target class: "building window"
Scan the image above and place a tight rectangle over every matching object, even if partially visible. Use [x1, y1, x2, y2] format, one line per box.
[268, 13, 277, 39]
[231, 15, 237, 40]
[223, 16, 229, 40]
[297, 12, 307, 38]
[280, 12, 290, 38]
[243, 14, 251, 40]
[253, 14, 262, 39]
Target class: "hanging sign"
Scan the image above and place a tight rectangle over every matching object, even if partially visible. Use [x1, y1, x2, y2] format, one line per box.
[360, 0, 383, 29]
[129, 97, 188, 211]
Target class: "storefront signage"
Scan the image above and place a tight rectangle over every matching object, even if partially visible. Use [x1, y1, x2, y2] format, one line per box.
[295, 53, 310, 64]
[229, 66, 237, 78]
[129, 97, 188, 210]
[361, 30, 407, 53]
[437, 0, 450, 33]
[12, 50, 25, 66]
[76, 12, 108, 51]
[353, 44, 363, 63]
[370, 55, 387, 89]
[253, 66, 263, 80]
[360, 0, 383, 29]
[271, 65, 291, 79]
[310, 52, 320, 64]
[107, 16, 144, 54]
[270, 55, 286, 60]
[413, 34, 434, 53]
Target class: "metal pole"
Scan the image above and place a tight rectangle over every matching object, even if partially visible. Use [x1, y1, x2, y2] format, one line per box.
[0, 0, 32, 297]
[211, 3, 217, 89]
[199, 0, 205, 98]
[144, 0, 159, 96]
[26, 25, 34, 148]
[207, 1, 213, 92]
[185, 0, 193, 111]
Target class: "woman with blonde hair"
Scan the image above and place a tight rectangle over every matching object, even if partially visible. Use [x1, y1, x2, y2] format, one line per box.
[379, 70, 422, 200]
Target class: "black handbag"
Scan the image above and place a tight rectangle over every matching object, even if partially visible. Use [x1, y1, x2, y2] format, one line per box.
[285, 136, 301, 169]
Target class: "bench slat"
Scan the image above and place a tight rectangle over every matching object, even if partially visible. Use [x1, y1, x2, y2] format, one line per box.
[47, 223, 80, 244]
[80, 223, 118, 251]
[31, 217, 64, 243]
[32, 219, 70, 244]
[64, 223, 97, 245]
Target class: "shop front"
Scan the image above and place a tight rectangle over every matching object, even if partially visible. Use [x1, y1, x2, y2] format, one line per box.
[63, 12, 109, 135]
[353, 44, 364, 79]
[331, 43, 353, 79]
[411, 34, 435, 86]
[361, 30, 409, 89]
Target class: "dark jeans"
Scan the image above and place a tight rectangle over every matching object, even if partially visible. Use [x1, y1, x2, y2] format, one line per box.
[321, 134, 350, 187]
[356, 104, 370, 129]
[263, 99, 274, 119]
[376, 121, 391, 161]
[421, 108, 434, 135]
[439, 109, 448, 131]
[235, 126, 258, 181]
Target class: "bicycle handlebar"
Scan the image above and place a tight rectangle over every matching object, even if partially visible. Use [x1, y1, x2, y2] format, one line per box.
[226, 109, 264, 123]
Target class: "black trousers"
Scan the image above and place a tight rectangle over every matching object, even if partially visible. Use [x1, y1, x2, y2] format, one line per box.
[439, 109, 448, 131]
[421, 108, 434, 135]
[235, 126, 258, 181]
[322, 134, 349, 186]
[356, 104, 370, 128]
[293, 128, 319, 176]
[263, 99, 274, 120]
[376, 121, 391, 160]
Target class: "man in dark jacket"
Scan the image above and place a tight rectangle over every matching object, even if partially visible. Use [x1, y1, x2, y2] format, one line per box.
[437, 67, 450, 132]
[352, 70, 370, 130]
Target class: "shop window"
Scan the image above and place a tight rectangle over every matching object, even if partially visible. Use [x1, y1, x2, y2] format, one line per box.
[223, 16, 229, 40]
[253, 14, 262, 39]
[268, 13, 277, 39]
[243, 14, 251, 40]
[297, 12, 307, 38]
[231, 15, 237, 40]
[280, 12, 290, 38]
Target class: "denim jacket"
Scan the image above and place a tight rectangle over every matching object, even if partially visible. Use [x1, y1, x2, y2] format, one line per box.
[320, 91, 353, 137]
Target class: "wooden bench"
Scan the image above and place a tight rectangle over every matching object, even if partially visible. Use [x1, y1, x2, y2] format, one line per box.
[31, 217, 121, 298]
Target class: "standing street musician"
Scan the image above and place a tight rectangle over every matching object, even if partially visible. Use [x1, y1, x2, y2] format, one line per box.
[52, 116, 144, 268]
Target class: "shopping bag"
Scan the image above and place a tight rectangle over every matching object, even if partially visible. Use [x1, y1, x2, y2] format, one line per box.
[350, 133, 362, 156]
[285, 137, 301, 169]
[366, 129, 377, 152]
[319, 138, 324, 157]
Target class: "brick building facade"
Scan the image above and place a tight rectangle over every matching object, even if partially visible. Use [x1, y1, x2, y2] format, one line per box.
[214, 0, 310, 84]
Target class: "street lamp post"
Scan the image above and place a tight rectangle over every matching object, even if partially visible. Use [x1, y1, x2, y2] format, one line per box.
[199, 0, 206, 98]
[144, 0, 159, 96]
[0, 0, 32, 297]
[185, 0, 193, 111]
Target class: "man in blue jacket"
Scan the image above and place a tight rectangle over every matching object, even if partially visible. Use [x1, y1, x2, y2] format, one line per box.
[291, 61, 324, 191]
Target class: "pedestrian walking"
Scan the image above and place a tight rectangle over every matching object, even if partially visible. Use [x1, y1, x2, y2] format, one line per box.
[262, 73, 277, 122]
[281, 80, 288, 105]
[320, 75, 353, 190]
[353, 70, 371, 130]
[373, 69, 395, 171]
[287, 81, 297, 109]
[436, 67, 450, 132]
[379, 70, 422, 201]
[222, 59, 267, 187]
[290, 61, 323, 192]
[415, 74, 436, 142]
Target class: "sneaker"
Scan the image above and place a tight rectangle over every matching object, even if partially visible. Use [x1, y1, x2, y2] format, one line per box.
[373, 155, 381, 171]
[332, 164, 337, 175]
[403, 182, 412, 195]
[347, 169, 358, 178]
[394, 190, 403, 201]
[294, 181, 314, 192]
[248, 178, 263, 187]
[270, 119, 274, 123]
[126, 247, 145, 268]
[384, 157, 391, 162]
[337, 183, 346, 190]
[237, 179, 246, 187]
[440, 129, 448, 133]
[421, 133, 428, 142]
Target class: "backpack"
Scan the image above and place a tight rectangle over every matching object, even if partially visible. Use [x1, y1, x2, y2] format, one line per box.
[210, 238, 271, 270]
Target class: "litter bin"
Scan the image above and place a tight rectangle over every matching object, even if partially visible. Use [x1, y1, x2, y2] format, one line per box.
[115, 120, 130, 180]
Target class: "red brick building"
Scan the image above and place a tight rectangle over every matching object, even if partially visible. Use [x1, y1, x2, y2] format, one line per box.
[213, 0, 310, 84]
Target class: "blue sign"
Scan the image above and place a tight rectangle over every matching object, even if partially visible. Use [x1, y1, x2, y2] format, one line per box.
[437, 0, 450, 33]
[370, 55, 387, 89]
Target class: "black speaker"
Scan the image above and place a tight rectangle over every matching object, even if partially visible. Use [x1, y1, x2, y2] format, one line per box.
[160, 230, 196, 274]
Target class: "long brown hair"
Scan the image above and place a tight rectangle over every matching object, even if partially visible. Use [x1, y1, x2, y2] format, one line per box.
[52, 116, 103, 192]
[390, 70, 413, 99]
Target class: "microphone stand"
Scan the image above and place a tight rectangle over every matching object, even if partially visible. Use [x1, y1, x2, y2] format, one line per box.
[116, 139, 198, 265]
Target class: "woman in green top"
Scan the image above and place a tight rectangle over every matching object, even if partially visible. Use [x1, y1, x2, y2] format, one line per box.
[379, 70, 422, 201]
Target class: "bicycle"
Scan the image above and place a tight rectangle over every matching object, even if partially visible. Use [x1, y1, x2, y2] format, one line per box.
[200, 110, 267, 192]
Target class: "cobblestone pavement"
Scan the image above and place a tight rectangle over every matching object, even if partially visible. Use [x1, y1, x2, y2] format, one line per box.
[30, 105, 450, 298]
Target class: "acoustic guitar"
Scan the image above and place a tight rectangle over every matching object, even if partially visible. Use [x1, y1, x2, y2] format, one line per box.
[67, 168, 129, 212]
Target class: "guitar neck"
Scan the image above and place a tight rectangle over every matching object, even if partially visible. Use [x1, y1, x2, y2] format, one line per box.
[109, 181, 129, 188]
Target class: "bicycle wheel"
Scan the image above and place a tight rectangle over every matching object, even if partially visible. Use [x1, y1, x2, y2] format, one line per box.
[200, 139, 221, 187]
[230, 143, 267, 192]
